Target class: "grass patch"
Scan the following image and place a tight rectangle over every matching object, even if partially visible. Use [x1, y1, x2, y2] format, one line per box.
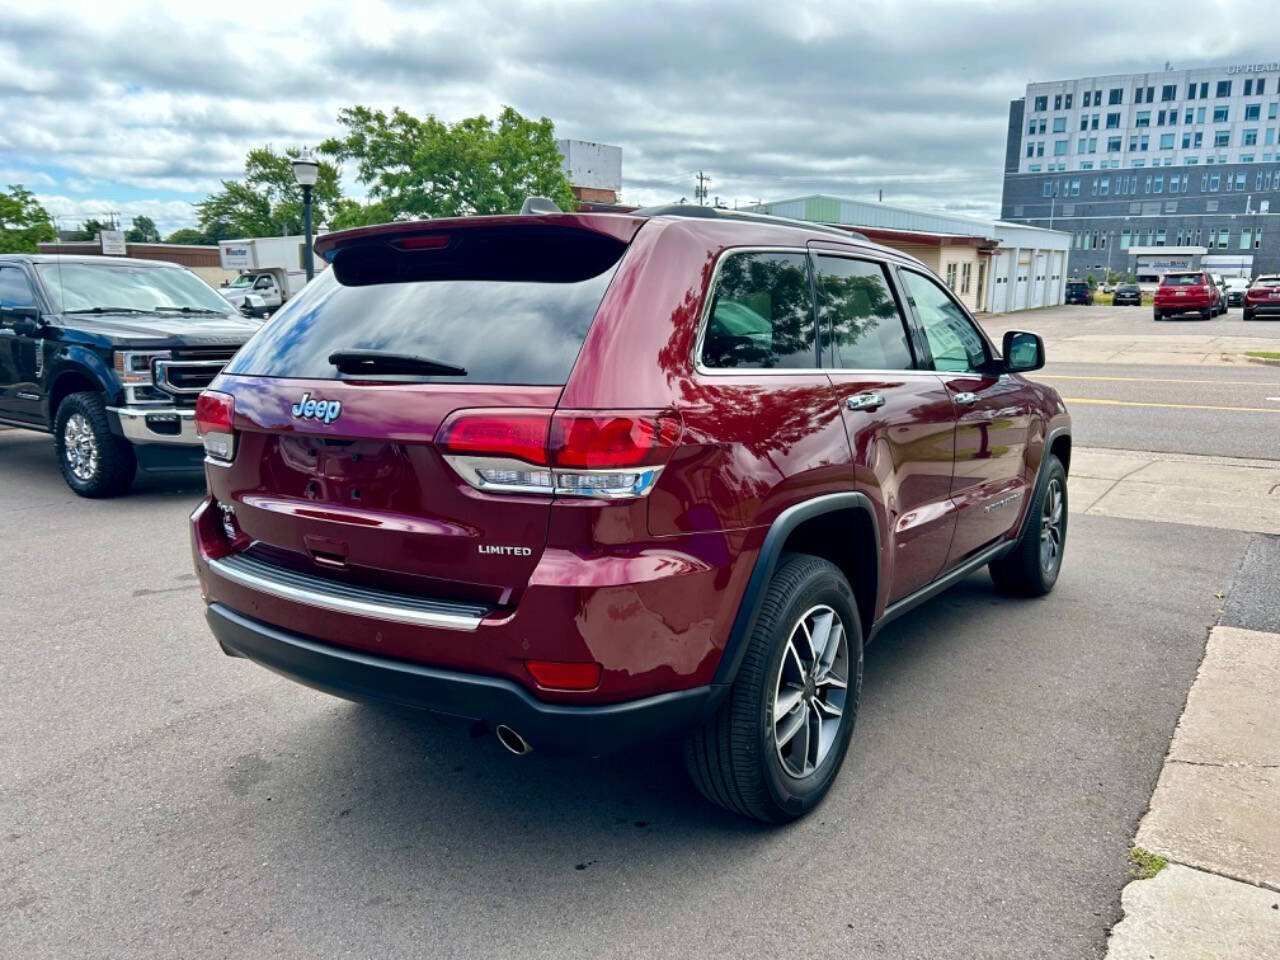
[1128, 847, 1168, 880]
[1245, 351, 1280, 361]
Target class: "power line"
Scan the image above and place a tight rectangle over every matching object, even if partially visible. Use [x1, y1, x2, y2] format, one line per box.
[695, 171, 711, 206]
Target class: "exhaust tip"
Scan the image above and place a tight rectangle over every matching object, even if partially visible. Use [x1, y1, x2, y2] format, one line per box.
[495, 724, 532, 756]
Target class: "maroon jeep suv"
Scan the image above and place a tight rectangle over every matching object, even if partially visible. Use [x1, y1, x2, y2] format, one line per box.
[190, 206, 1071, 821]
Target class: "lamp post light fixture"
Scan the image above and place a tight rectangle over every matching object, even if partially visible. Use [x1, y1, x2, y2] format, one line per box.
[291, 148, 320, 282]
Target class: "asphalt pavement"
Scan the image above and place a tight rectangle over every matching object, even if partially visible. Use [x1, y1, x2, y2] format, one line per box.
[0, 426, 1257, 960]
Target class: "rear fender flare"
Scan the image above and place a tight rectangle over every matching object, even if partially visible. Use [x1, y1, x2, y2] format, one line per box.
[710, 492, 880, 689]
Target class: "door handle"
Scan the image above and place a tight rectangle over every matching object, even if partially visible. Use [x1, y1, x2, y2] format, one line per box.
[846, 393, 885, 411]
[953, 391, 979, 406]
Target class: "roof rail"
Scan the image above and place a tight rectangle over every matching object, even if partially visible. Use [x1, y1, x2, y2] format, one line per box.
[521, 196, 562, 215]
[632, 204, 868, 243]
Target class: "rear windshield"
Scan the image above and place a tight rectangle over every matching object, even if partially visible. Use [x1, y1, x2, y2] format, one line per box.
[224, 232, 622, 384]
[1252, 277, 1280, 287]
[1118, 285, 1139, 292]
[1161, 274, 1204, 286]
[1066, 282, 1088, 290]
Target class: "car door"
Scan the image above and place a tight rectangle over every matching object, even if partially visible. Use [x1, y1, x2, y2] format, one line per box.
[253, 274, 281, 307]
[814, 251, 958, 603]
[0, 264, 45, 424]
[897, 267, 1033, 569]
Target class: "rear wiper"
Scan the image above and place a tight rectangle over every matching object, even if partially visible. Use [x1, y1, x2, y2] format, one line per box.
[329, 350, 468, 377]
[64, 306, 149, 315]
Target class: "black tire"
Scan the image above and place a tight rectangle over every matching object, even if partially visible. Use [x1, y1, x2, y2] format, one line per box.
[989, 454, 1067, 597]
[54, 392, 136, 497]
[1244, 309, 1254, 322]
[684, 554, 863, 822]
[1200, 309, 1212, 321]
[1153, 310, 1162, 321]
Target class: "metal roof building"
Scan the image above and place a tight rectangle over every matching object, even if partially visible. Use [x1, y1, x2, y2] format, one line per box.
[744, 194, 1071, 312]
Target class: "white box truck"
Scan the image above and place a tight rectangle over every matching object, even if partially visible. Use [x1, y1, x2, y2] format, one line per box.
[217, 236, 318, 316]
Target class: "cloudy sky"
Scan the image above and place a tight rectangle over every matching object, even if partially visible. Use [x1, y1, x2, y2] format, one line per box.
[0, 0, 1270, 235]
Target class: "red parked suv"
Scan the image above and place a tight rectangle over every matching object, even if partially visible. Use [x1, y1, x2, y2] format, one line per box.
[1153, 270, 1222, 321]
[190, 206, 1071, 821]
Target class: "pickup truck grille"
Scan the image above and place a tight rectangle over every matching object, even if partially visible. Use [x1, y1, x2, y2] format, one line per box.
[156, 347, 240, 396]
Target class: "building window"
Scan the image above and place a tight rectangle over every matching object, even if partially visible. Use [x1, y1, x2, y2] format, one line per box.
[1241, 228, 1253, 249]
[1109, 88, 1123, 105]
[1246, 104, 1261, 121]
[1236, 172, 1246, 190]
[1042, 181, 1053, 197]
[1089, 137, 1098, 153]
[1053, 117, 1067, 133]
[1037, 142, 1044, 157]
[1215, 131, 1230, 147]
[1027, 143, 1035, 158]
[1213, 106, 1229, 123]
[1259, 80, 1267, 95]
[1197, 107, 1206, 124]
[1135, 111, 1151, 127]
[1256, 229, 1263, 248]
[1054, 94, 1062, 110]
[1100, 177, 1109, 195]
[1081, 161, 1093, 169]
[1194, 131, 1203, 148]
[1071, 178, 1080, 196]
[1182, 132, 1192, 149]
[1092, 114, 1100, 130]
[1187, 83, 1196, 100]
[1242, 154, 1254, 163]
[1268, 129, 1277, 146]
[1216, 80, 1232, 98]
[1245, 79, 1254, 96]
[1244, 129, 1258, 146]
[1271, 103, 1279, 120]
[1162, 84, 1176, 101]
[1120, 230, 1131, 249]
[1206, 199, 1218, 212]
[961, 262, 972, 294]
[1154, 175, 1163, 193]
[1160, 133, 1175, 150]
[1065, 93, 1073, 109]
[1078, 136, 1088, 154]
[1185, 108, 1194, 124]
[1199, 82, 1209, 99]
[1155, 229, 1166, 246]
[1054, 139, 1069, 156]
[1106, 112, 1121, 129]
[1034, 95, 1048, 112]
[1080, 115, 1089, 132]
[945, 263, 957, 290]
[1210, 172, 1221, 191]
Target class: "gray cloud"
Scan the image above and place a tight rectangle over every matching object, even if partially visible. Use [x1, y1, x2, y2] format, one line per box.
[1, 0, 1275, 235]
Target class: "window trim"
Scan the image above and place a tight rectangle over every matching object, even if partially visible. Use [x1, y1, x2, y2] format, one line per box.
[892, 265, 997, 374]
[0, 263, 42, 311]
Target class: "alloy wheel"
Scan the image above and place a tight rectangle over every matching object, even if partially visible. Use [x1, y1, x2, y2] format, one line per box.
[1040, 477, 1065, 572]
[64, 412, 99, 482]
[772, 604, 850, 779]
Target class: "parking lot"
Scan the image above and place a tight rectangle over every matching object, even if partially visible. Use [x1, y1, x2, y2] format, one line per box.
[4, 302, 1279, 959]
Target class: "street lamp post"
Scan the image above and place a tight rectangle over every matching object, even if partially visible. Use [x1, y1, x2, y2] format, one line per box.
[291, 149, 319, 282]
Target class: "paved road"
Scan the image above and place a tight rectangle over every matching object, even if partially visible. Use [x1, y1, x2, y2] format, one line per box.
[987, 302, 1280, 340]
[1030, 362, 1280, 460]
[0, 427, 1257, 959]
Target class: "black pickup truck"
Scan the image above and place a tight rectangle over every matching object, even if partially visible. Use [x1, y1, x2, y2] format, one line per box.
[0, 254, 261, 496]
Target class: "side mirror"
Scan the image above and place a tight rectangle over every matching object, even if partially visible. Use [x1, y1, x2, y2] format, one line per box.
[1, 305, 42, 337]
[1002, 330, 1044, 373]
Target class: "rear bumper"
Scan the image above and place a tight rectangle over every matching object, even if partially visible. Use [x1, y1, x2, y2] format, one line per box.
[1154, 300, 1212, 313]
[206, 602, 719, 754]
[1244, 302, 1280, 316]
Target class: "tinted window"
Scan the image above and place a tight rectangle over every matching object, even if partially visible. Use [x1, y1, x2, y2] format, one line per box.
[0, 266, 37, 308]
[901, 270, 989, 374]
[813, 256, 913, 370]
[225, 262, 618, 385]
[1160, 273, 1205, 286]
[700, 251, 815, 369]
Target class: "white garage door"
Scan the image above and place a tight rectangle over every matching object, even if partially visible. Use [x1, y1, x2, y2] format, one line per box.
[991, 252, 1011, 312]
[1013, 257, 1030, 310]
[1031, 252, 1048, 308]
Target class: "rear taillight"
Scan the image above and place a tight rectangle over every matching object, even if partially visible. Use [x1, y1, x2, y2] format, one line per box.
[436, 408, 681, 499]
[195, 390, 236, 462]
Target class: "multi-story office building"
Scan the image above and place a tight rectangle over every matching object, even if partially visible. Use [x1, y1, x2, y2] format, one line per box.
[1001, 62, 1280, 280]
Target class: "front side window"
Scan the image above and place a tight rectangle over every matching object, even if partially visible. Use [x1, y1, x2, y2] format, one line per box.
[700, 251, 815, 369]
[813, 256, 913, 371]
[0, 266, 38, 309]
[901, 270, 988, 374]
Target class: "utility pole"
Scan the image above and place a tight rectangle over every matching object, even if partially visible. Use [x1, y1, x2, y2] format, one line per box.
[695, 171, 711, 206]
[1048, 183, 1057, 230]
[878, 189, 883, 202]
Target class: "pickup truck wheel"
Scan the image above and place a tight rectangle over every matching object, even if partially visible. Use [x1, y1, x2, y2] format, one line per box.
[989, 453, 1067, 597]
[683, 554, 862, 822]
[54, 392, 136, 498]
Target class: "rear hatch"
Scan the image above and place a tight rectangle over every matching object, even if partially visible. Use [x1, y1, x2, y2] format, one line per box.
[201, 215, 644, 610]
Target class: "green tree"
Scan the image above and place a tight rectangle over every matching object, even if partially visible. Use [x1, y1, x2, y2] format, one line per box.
[125, 215, 160, 243]
[320, 105, 576, 219]
[197, 146, 342, 239]
[163, 227, 216, 245]
[0, 185, 56, 253]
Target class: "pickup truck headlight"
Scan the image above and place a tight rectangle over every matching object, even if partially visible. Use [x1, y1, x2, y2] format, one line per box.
[114, 350, 171, 385]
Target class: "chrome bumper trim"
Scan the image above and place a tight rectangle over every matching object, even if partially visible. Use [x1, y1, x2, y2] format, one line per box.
[206, 553, 491, 632]
[109, 406, 199, 445]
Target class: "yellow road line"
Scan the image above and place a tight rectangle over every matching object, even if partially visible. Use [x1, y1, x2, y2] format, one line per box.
[1038, 374, 1273, 386]
[1063, 397, 1280, 414]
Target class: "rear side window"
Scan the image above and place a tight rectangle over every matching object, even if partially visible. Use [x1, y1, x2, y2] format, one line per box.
[224, 228, 624, 385]
[813, 256, 913, 370]
[700, 251, 815, 369]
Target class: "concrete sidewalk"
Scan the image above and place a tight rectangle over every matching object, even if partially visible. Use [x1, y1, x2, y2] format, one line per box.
[1104, 625, 1280, 957]
[1069, 447, 1280, 535]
